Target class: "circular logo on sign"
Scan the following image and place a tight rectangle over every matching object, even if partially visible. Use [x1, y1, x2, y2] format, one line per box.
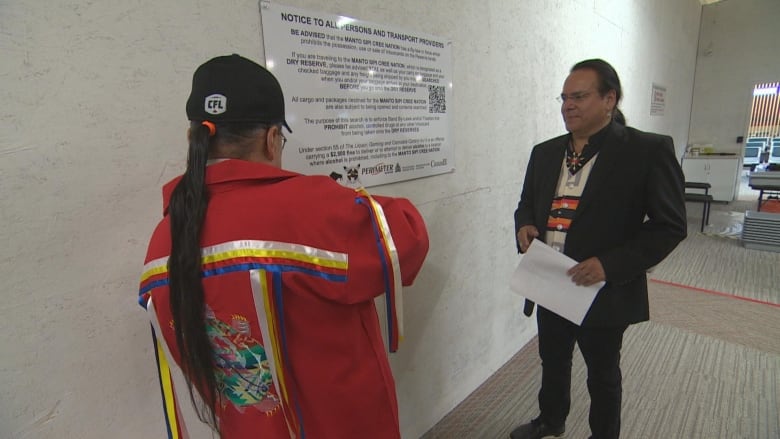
[204, 94, 227, 115]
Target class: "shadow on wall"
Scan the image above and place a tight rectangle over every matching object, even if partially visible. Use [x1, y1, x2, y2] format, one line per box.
[389, 196, 475, 437]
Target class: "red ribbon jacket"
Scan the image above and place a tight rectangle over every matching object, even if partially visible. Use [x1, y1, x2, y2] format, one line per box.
[139, 159, 429, 439]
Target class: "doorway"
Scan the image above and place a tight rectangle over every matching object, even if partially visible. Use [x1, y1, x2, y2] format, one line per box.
[739, 82, 780, 201]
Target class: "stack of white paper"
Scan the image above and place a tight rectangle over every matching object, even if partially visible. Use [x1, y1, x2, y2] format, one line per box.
[510, 240, 604, 325]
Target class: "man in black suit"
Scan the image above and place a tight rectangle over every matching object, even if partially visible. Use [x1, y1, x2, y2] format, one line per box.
[510, 59, 687, 439]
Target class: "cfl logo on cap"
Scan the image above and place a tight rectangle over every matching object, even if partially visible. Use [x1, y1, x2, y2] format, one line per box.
[204, 94, 227, 115]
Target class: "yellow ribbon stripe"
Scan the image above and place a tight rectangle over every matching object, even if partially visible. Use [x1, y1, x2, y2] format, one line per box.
[156, 336, 181, 439]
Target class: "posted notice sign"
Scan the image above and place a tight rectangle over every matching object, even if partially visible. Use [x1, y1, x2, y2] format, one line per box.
[650, 83, 666, 116]
[260, 2, 453, 187]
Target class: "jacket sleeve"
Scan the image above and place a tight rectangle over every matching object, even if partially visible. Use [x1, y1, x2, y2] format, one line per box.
[373, 195, 430, 286]
[340, 193, 429, 304]
[514, 147, 538, 253]
[597, 135, 688, 283]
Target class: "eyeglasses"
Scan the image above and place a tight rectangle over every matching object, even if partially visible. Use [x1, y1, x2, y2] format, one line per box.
[279, 132, 287, 150]
[557, 91, 594, 104]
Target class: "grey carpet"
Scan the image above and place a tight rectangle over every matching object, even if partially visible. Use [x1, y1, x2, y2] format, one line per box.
[420, 282, 780, 439]
[650, 200, 780, 305]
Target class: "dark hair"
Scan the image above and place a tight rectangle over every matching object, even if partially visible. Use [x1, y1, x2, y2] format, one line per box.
[167, 120, 270, 435]
[571, 58, 626, 125]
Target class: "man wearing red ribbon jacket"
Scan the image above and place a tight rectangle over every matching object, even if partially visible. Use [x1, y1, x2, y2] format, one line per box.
[138, 54, 429, 439]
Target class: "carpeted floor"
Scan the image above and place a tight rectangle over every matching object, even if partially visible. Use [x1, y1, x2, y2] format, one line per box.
[421, 282, 780, 439]
[649, 279, 780, 355]
[650, 200, 780, 305]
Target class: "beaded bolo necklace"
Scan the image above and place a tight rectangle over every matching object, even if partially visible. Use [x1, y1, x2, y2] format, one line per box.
[566, 141, 597, 174]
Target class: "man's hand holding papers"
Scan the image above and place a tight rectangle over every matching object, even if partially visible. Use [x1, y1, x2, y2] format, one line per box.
[510, 239, 605, 325]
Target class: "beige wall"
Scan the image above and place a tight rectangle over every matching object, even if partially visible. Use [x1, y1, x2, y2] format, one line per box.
[0, 0, 702, 437]
[688, 0, 780, 152]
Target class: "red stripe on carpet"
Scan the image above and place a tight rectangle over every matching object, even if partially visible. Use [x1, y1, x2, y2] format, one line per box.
[650, 278, 780, 308]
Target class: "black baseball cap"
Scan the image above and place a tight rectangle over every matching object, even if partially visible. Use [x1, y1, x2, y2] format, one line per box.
[186, 54, 292, 132]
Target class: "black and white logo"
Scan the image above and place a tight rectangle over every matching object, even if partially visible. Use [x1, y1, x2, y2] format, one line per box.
[342, 164, 361, 187]
[205, 94, 227, 115]
[344, 164, 360, 182]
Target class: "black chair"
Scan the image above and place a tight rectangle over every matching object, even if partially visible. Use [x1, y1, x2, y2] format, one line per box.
[684, 182, 712, 232]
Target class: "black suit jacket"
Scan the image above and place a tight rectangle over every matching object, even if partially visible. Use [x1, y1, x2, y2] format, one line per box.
[514, 122, 687, 327]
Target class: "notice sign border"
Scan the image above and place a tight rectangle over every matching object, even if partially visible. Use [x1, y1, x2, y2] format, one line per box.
[260, 2, 454, 187]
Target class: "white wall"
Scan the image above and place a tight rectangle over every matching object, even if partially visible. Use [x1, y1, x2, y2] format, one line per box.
[688, 0, 780, 152]
[0, 1, 701, 438]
